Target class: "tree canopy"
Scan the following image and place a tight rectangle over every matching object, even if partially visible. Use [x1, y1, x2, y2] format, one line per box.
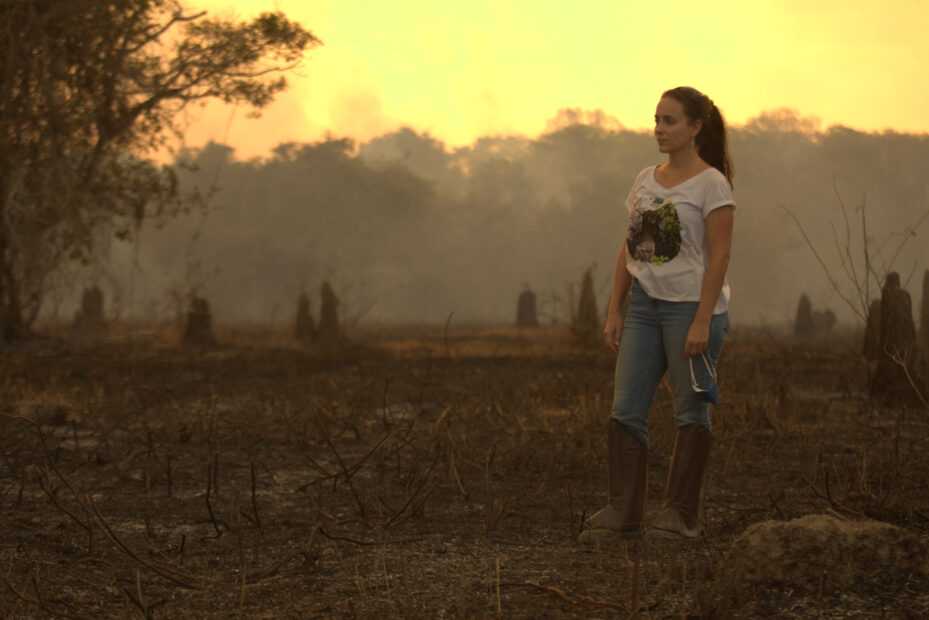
[132, 115, 929, 326]
[0, 0, 319, 342]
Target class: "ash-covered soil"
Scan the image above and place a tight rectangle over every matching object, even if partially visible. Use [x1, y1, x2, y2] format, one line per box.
[1, 324, 927, 618]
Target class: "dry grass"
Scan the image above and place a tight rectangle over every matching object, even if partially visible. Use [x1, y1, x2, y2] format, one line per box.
[0, 323, 927, 617]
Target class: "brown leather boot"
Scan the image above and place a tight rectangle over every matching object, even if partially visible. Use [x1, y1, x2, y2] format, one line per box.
[650, 425, 713, 539]
[578, 420, 647, 544]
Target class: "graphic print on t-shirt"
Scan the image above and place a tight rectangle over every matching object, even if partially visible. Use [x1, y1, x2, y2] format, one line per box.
[627, 195, 682, 265]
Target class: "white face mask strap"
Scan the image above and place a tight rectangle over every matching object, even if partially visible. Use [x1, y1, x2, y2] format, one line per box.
[690, 352, 717, 391]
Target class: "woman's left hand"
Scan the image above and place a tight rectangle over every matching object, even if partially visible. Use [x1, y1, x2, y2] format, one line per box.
[684, 319, 710, 358]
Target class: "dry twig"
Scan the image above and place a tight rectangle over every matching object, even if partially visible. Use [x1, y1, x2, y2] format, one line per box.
[83, 489, 210, 590]
[501, 581, 627, 611]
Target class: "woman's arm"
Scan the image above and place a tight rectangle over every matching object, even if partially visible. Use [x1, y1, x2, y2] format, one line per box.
[684, 205, 734, 357]
[604, 241, 633, 353]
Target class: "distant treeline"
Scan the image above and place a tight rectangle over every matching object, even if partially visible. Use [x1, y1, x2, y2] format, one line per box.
[124, 108, 928, 326]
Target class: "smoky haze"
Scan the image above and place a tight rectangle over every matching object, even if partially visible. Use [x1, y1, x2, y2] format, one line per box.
[94, 108, 929, 329]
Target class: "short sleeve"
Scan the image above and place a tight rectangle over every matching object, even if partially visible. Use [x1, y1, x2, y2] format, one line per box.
[624, 167, 651, 213]
[624, 183, 637, 213]
[702, 171, 735, 217]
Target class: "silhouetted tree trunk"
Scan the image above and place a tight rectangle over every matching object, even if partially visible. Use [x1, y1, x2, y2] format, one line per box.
[572, 268, 600, 348]
[0, 228, 23, 343]
[870, 272, 919, 403]
[515, 288, 539, 328]
[794, 293, 813, 337]
[72, 286, 106, 339]
[184, 297, 216, 348]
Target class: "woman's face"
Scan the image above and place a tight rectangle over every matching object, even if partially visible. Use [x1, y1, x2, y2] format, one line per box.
[654, 96, 702, 154]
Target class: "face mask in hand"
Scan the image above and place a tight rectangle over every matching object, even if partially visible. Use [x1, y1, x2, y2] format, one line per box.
[689, 351, 718, 406]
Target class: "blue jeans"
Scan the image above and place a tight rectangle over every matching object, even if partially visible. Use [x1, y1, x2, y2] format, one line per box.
[611, 281, 729, 446]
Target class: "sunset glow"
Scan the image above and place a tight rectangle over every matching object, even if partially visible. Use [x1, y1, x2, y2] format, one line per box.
[179, 0, 929, 158]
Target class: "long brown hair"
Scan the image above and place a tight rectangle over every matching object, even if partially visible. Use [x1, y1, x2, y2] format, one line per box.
[662, 86, 734, 187]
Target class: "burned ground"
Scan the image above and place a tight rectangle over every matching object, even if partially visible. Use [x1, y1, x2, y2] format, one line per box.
[1, 325, 927, 618]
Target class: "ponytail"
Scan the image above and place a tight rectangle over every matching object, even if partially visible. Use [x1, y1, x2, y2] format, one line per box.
[662, 87, 734, 188]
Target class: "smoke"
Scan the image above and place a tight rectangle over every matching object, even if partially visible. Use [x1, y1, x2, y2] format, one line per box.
[169, 89, 320, 162]
[81, 108, 929, 330]
[328, 88, 396, 142]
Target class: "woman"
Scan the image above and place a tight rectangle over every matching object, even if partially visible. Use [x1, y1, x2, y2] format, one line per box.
[578, 86, 735, 543]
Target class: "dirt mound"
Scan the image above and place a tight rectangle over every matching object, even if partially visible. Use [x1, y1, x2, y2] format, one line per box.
[718, 514, 928, 595]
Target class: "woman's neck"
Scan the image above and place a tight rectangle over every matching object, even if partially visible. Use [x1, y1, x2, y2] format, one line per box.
[665, 146, 703, 171]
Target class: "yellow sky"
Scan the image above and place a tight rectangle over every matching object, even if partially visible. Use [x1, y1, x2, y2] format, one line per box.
[178, 0, 929, 159]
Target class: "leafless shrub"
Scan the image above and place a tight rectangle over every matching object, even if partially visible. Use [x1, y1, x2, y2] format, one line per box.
[863, 298, 882, 359]
[783, 189, 928, 406]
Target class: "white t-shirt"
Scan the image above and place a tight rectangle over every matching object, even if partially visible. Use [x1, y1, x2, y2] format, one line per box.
[624, 165, 735, 314]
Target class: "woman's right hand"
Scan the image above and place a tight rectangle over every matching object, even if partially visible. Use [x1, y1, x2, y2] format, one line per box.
[603, 313, 623, 354]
